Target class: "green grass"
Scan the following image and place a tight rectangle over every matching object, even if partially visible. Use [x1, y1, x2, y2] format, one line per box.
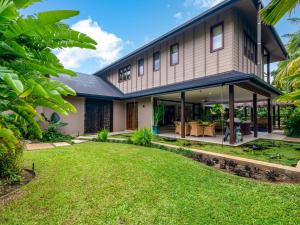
[1, 142, 299, 224]
[113, 133, 300, 166]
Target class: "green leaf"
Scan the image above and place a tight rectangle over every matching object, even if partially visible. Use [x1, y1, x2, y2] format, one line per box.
[13, 0, 42, 9]
[2, 73, 24, 94]
[4, 10, 79, 39]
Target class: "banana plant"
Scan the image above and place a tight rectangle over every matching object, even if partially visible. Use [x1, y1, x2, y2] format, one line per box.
[0, 0, 97, 178]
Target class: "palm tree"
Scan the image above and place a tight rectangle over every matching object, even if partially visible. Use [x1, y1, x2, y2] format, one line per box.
[271, 18, 300, 105]
[260, 0, 300, 25]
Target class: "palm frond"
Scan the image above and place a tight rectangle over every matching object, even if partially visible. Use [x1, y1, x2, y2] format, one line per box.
[260, 0, 299, 25]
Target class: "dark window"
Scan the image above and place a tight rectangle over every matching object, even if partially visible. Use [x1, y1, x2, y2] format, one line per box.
[138, 58, 144, 76]
[170, 43, 179, 65]
[119, 65, 131, 82]
[153, 51, 160, 71]
[210, 22, 224, 52]
[244, 31, 257, 63]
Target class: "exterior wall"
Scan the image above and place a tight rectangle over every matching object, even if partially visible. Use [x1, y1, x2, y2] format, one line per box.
[232, 11, 264, 76]
[40, 96, 85, 136]
[137, 97, 153, 129]
[113, 97, 153, 131]
[105, 9, 235, 94]
[113, 100, 126, 131]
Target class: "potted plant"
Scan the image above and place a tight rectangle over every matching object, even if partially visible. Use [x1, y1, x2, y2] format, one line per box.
[153, 104, 165, 134]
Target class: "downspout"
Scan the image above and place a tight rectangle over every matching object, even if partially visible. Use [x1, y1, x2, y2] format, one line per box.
[257, 2, 262, 79]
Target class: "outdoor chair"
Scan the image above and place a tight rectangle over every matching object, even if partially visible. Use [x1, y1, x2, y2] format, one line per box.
[189, 121, 204, 136]
[175, 121, 190, 136]
[203, 122, 216, 137]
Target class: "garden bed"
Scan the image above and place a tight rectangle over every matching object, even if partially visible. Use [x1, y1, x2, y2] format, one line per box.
[112, 133, 300, 167]
[0, 169, 35, 202]
[108, 138, 300, 183]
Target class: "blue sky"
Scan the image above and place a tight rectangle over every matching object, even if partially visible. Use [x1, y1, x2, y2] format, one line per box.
[21, 0, 299, 74]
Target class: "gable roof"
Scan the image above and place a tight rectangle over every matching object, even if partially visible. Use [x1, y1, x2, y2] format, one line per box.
[93, 0, 287, 77]
[56, 72, 123, 99]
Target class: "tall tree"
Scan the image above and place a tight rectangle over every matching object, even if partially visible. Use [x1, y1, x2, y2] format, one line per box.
[0, 0, 96, 179]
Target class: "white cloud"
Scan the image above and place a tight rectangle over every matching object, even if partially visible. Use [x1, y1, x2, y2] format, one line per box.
[174, 12, 183, 20]
[56, 18, 124, 70]
[184, 0, 224, 9]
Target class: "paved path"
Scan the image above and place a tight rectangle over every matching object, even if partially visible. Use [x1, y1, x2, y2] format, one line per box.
[26, 143, 54, 150]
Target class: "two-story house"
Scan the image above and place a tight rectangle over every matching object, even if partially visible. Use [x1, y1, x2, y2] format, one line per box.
[41, 0, 287, 144]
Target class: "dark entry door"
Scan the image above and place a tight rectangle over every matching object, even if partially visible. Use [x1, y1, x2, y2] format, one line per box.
[85, 99, 113, 133]
[126, 102, 138, 130]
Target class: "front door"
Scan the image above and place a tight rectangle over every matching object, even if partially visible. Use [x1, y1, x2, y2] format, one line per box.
[126, 102, 138, 130]
[85, 99, 113, 133]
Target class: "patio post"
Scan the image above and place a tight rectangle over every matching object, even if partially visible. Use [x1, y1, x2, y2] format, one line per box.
[192, 104, 195, 120]
[229, 85, 235, 144]
[273, 105, 276, 128]
[277, 105, 281, 129]
[244, 106, 247, 120]
[253, 93, 258, 137]
[267, 99, 272, 133]
[181, 92, 185, 138]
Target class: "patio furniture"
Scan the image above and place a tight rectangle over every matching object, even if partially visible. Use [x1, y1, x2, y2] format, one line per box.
[175, 121, 190, 136]
[203, 122, 216, 137]
[188, 121, 204, 136]
[257, 117, 268, 129]
[240, 122, 251, 135]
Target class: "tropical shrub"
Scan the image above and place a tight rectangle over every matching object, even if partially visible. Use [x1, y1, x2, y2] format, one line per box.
[0, 0, 96, 180]
[0, 142, 23, 184]
[284, 108, 300, 137]
[41, 113, 73, 142]
[131, 128, 153, 146]
[153, 104, 165, 126]
[97, 129, 109, 142]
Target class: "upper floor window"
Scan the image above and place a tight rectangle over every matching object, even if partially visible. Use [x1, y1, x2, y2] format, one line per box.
[153, 51, 160, 71]
[138, 58, 144, 76]
[119, 65, 131, 82]
[170, 43, 179, 65]
[244, 31, 257, 63]
[210, 22, 224, 52]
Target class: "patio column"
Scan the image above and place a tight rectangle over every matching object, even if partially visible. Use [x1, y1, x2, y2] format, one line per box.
[229, 85, 235, 144]
[244, 106, 247, 120]
[181, 92, 185, 138]
[253, 94, 258, 137]
[267, 99, 272, 133]
[277, 105, 281, 129]
[192, 104, 195, 120]
[273, 105, 276, 128]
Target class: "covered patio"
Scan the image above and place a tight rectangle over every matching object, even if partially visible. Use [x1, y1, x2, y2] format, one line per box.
[151, 73, 281, 145]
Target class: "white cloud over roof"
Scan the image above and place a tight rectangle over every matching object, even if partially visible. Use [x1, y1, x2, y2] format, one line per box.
[56, 18, 123, 70]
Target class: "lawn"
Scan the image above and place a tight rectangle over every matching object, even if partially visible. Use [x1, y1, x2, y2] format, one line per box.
[113, 133, 300, 166]
[0, 142, 299, 224]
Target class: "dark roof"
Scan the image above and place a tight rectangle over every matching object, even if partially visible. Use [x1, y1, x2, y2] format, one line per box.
[93, 0, 287, 77]
[122, 71, 281, 99]
[56, 72, 123, 99]
[57, 71, 281, 100]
